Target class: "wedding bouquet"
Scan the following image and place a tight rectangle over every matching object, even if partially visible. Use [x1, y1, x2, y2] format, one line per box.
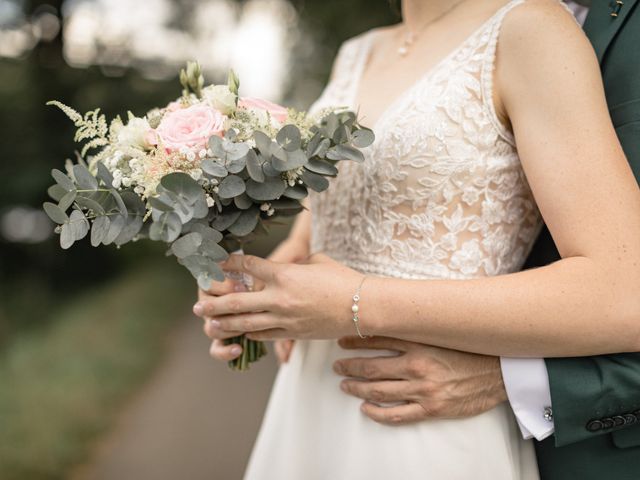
[43, 62, 374, 370]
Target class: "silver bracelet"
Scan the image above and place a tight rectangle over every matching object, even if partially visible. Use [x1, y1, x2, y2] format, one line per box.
[351, 276, 370, 339]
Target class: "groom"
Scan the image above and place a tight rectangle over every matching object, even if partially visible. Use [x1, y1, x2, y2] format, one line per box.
[335, 1, 640, 479]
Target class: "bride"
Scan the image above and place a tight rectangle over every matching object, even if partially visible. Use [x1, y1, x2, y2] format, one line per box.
[195, 0, 640, 478]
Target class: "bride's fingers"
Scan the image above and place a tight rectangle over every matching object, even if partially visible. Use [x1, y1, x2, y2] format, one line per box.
[274, 339, 295, 363]
[360, 401, 427, 425]
[200, 277, 237, 297]
[216, 312, 280, 333]
[209, 339, 243, 362]
[203, 318, 243, 340]
[194, 290, 272, 318]
[340, 379, 413, 404]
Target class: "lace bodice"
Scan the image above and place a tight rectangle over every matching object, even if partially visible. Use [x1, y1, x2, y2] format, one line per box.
[309, 0, 543, 280]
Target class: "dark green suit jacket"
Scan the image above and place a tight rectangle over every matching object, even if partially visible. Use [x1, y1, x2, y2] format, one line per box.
[524, 1, 640, 478]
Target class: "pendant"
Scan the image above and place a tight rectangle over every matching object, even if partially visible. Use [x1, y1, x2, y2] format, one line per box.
[398, 45, 408, 56]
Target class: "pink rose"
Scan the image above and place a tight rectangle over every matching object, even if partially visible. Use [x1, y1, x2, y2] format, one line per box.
[239, 97, 288, 123]
[153, 104, 226, 152]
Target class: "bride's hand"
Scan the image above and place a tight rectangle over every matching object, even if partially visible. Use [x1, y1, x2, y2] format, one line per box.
[198, 238, 310, 362]
[194, 253, 364, 340]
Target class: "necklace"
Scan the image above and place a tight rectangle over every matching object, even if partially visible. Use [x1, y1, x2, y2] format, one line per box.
[398, 0, 471, 57]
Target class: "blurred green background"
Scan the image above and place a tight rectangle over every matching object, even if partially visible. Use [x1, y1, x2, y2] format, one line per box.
[0, 1, 396, 478]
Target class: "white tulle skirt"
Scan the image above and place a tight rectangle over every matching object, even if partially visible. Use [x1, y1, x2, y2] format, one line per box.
[244, 339, 539, 480]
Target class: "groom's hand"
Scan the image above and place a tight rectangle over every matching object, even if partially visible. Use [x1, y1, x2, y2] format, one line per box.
[333, 336, 508, 425]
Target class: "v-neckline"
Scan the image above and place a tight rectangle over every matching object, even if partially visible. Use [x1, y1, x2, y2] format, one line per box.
[352, 0, 519, 134]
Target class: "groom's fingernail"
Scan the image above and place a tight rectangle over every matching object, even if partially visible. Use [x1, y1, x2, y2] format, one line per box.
[193, 303, 204, 316]
[231, 346, 242, 356]
[234, 283, 246, 292]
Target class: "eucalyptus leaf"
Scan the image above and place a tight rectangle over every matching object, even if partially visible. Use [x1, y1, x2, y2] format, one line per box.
[161, 172, 202, 203]
[192, 193, 209, 219]
[149, 211, 182, 243]
[52, 169, 75, 191]
[73, 164, 99, 190]
[228, 208, 259, 236]
[208, 136, 225, 158]
[253, 131, 273, 157]
[69, 209, 89, 241]
[234, 193, 253, 210]
[91, 215, 110, 246]
[57, 191, 76, 212]
[171, 232, 203, 259]
[332, 124, 349, 144]
[305, 159, 338, 176]
[245, 177, 286, 201]
[190, 224, 223, 243]
[96, 162, 114, 186]
[352, 128, 375, 148]
[283, 185, 308, 200]
[110, 188, 128, 215]
[103, 213, 126, 245]
[211, 210, 242, 231]
[276, 124, 301, 152]
[302, 170, 330, 192]
[270, 198, 303, 210]
[48, 184, 67, 202]
[226, 155, 246, 174]
[262, 160, 280, 177]
[200, 239, 229, 261]
[60, 223, 75, 249]
[225, 141, 250, 161]
[201, 159, 228, 177]
[148, 196, 173, 212]
[43, 202, 69, 224]
[245, 150, 264, 182]
[326, 144, 365, 163]
[75, 195, 106, 215]
[218, 175, 246, 199]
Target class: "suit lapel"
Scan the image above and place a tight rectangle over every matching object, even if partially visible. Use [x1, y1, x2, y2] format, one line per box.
[583, 0, 639, 63]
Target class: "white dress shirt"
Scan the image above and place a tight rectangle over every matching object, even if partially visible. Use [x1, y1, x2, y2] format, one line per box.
[500, 0, 591, 441]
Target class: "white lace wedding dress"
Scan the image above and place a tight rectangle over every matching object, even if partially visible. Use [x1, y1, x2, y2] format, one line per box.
[245, 1, 542, 478]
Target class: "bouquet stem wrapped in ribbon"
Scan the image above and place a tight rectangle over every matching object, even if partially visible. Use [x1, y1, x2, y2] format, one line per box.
[44, 62, 374, 371]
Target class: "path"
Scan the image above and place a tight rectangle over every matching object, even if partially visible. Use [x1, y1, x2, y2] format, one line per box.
[71, 317, 278, 480]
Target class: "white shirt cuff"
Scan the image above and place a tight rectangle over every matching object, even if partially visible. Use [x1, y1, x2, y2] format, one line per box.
[500, 357, 555, 441]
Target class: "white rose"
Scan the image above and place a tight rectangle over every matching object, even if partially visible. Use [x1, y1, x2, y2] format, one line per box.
[118, 117, 152, 150]
[202, 85, 237, 115]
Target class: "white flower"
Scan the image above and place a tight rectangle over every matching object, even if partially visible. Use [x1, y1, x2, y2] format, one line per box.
[450, 239, 484, 276]
[260, 203, 271, 212]
[189, 169, 203, 181]
[206, 195, 215, 208]
[117, 117, 152, 150]
[202, 84, 237, 116]
[198, 149, 208, 159]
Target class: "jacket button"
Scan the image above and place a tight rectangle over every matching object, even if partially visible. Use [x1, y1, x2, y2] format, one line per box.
[612, 415, 626, 427]
[624, 414, 637, 425]
[587, 420, 604, 432]
[602, 418, 615, 429]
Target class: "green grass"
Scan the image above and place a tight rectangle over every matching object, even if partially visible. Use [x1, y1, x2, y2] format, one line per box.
[0, 262, 194, 480]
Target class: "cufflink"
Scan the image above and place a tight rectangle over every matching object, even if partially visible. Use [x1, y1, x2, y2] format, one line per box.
[543, 406, 553, 422]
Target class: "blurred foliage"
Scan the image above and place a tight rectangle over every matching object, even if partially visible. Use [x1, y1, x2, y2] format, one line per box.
[0, 261, 193, 480]
[0, 0, 397, 341]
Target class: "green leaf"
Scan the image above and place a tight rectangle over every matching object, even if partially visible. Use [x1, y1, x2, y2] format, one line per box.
[69, 209, 89, 241]
[226, 155, 246, 174]
[114, 191, 146, 245]
[96, 162, 114, 186]
[234, 193, 253, 210]
[148, 196, 174, 212]
[276, 125, 301, 152]
[225, 141, 250, 161]
[160, 172, 202, 203]
[91, 215, 110, 246]
[58, 190, 77, 211]
[48, 184, 67, 202]
[262, 160, 280, 177]
[326, 144, 365, 163]
[52, 169, 75, 191]
[283, 185, 308, 200]
[60, 223, 75, 249]
[305, 159, 338, 176]
[211, 210, 242, 231]
[73, 164, 99, 190]
[218, 175, 246, 199]
[352, 128, 375, 148]
[75, 195, 106, 215]
[253, 131, 273, 157]
[103, 214, 126, 245]
[43, 202, 69, 224]
[271, 149, 307, 172]
[171, 232, 203, 259]
[190, 224, 223, 243]
[149, 212, 182, 243]
[332, 124, 349, 144]
[208, 136, 225, 158]
[201, 159, 228, 177]
[110, 188, 128, 214]
[271, 198, 303, 210]
[192, 193, 209, 219]
[200, 240, 229, 261]
[228, 208, 259, 236]
[302, 170, 330, 192]
[245, 177, 286, 201]
[245, 150, 265, 182]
